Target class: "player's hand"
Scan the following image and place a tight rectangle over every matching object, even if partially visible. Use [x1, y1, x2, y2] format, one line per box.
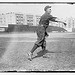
[63, 22, 67, 26]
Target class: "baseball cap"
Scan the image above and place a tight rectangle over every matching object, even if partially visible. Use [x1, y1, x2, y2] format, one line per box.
[44, 5, 51, 11]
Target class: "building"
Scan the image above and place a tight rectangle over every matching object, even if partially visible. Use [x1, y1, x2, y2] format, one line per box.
[65, 17, 74, 32]
[0, 13, 7, 31]
[6, 12, 16, 25]
[6, 12, 25, 25]
[73, 18, 75, 28]
[15, 13, 25, 25]
[25, 14, 35, 26]
[0, 13, 7, 27]
[35, 15, 41, 26]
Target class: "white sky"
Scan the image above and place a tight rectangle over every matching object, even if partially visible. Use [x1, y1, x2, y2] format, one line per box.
[0, 4, 75, 19]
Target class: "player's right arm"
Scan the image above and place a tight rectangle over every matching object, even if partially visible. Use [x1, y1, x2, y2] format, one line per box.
[49, 15, 67, 26]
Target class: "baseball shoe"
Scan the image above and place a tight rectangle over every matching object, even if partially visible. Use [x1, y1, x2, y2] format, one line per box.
[28, 52, 33, 61]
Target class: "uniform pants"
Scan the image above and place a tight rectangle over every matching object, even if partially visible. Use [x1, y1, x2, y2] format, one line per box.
[30, 26, 47, 53]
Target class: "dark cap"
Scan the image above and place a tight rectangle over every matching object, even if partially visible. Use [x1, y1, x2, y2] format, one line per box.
[44, 5, 51, 11]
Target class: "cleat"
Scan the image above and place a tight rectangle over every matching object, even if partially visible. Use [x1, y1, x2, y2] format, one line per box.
[27, 52, 33, 61]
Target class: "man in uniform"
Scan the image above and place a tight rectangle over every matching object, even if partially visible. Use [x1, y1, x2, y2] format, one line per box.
[28, 5, 66, 61]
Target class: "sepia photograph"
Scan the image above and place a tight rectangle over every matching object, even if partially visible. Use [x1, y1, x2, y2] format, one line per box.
[0, 2, 75, 72]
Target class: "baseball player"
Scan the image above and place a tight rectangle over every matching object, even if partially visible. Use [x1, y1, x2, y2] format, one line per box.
[28, 5, 66, 61]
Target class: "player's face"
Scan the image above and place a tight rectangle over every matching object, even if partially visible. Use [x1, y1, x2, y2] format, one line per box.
[46, 8, 51, 14]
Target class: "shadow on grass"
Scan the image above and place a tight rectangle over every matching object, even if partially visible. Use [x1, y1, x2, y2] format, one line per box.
[32, 50, 62, 60]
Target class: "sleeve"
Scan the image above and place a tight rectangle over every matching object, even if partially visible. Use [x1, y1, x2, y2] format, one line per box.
[49, 15, 57, 22]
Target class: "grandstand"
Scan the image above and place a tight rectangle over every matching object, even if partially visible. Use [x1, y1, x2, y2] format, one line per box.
[5, 24, 67, 33]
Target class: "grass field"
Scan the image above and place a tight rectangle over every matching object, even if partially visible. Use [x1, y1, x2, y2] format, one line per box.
[0, 32, 75, 71]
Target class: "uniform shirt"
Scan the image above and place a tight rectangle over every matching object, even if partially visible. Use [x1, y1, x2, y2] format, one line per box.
[36, 12, 57, 43]
[39, 12, 57, 28]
